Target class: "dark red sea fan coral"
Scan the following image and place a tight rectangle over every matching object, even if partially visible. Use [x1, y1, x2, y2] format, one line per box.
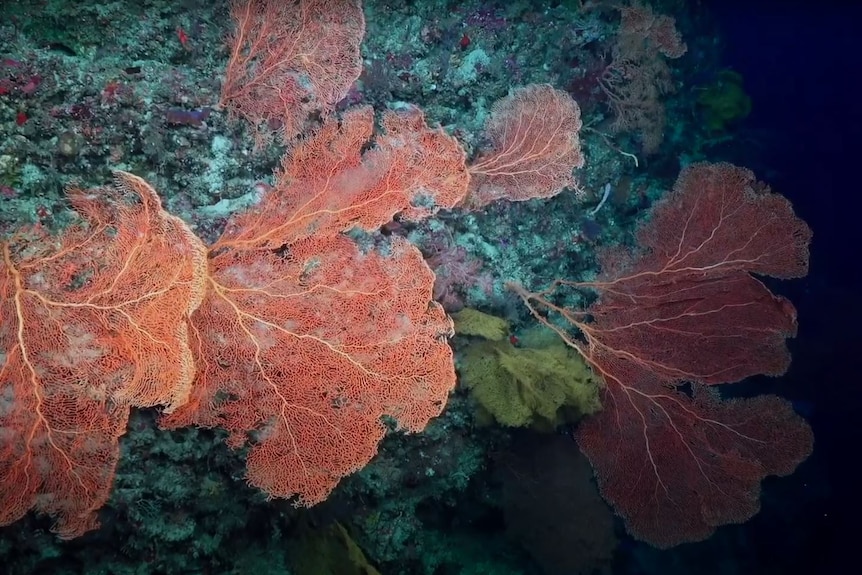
[511, 162, 814, 547]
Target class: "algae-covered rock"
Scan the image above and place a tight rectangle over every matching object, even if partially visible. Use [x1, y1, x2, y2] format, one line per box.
[697, 69, 752, 132]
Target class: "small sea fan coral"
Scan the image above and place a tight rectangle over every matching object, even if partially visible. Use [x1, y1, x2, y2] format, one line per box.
[426, 241, 493, 311]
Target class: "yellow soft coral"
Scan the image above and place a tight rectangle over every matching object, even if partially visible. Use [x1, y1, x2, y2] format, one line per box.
[456, 311, 601, 429]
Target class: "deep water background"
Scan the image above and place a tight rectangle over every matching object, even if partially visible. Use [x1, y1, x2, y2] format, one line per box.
[679, 1, 862, 573]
